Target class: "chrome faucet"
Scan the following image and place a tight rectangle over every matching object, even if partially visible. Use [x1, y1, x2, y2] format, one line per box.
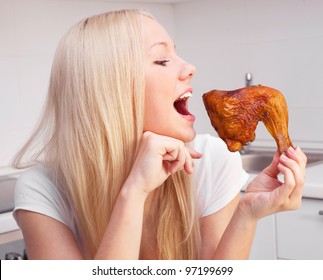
[246, 72, 252, 87]
[240, 142, 251, 154]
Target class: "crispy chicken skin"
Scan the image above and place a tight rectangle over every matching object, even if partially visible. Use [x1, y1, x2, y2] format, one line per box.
[202, 85, 293, 154]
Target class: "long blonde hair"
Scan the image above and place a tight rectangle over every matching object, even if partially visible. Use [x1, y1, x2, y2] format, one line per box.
[14, 9, 200, 259]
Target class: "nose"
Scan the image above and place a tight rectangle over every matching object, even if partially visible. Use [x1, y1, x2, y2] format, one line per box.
[179, 60, 196, 81]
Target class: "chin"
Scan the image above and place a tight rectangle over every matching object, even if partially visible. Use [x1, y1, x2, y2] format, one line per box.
[146, 124, 196, 143]
[177, 128, 196, 143]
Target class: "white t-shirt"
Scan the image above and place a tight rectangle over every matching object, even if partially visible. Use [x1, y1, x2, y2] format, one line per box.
[13, 134, 248, 240]
[192, 134, 248, 216]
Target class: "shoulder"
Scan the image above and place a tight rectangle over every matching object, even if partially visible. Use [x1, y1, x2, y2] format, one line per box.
[16, 165, 54, 188]
[14, 165, 72, 228]
[15, 165, 60, 203]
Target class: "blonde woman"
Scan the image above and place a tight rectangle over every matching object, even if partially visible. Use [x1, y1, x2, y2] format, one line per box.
[13, 9, 307, 260]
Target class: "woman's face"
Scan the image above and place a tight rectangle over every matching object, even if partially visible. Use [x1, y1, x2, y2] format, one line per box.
[142, 16, 196, 143]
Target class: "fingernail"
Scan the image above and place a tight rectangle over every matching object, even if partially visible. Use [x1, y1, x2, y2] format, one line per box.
[195, 153, 203, 159]
[288, 146, 296, 155]
[281, 154, 287, 161]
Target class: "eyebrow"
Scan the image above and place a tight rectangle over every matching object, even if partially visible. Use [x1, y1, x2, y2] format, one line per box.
[150, 41, 176, 50]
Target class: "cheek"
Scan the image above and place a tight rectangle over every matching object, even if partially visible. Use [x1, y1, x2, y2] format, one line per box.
[144, 68, 177, 129]
[144, 89, 166, 127]
[144, 83, 174, 131]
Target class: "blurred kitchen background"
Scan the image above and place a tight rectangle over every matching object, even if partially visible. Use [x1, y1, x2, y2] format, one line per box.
[1, 0, 323, 260]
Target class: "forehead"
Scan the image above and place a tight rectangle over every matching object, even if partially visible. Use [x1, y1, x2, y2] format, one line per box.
[141, 16, 174, 51]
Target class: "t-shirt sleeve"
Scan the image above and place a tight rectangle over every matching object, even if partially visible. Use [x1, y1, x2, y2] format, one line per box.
[13, 166, 69, 227]
[192, 134, 249, 217]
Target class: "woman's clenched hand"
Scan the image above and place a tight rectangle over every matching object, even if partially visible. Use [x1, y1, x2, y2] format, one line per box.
[125, 131, 202, 196]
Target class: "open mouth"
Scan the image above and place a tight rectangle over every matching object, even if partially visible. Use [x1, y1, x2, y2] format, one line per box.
[174, 92, 193, 116]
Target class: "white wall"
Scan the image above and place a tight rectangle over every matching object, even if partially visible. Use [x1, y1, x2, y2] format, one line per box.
[0, 0, 174, 168]
[1, 0, 323, 170]
[174, 0, 323, 151]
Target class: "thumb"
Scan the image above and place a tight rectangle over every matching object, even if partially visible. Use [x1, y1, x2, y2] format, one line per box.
[264, 150, 280, 177]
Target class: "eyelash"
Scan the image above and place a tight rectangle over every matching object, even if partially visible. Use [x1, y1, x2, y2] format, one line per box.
[154, 60, 170, 67]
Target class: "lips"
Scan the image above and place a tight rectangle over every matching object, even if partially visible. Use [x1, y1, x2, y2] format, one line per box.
[173, 92, 193, 117]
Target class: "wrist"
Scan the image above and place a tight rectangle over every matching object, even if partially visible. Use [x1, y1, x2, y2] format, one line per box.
[121, 176, 149, 204]
[234, 199, 259, 226]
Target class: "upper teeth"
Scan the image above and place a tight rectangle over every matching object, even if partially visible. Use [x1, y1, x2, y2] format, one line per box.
[178, 92, 192, 100]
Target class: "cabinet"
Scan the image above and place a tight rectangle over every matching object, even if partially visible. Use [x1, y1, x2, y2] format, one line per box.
[243, 192, 323, 260]
[276, 197, 323, 260]
[241, 190, 277, 259]
[249, 214, 276, 260]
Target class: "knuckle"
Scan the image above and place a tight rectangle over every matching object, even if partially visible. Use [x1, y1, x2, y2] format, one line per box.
[299, 178, 305, 187]
[294, 199, 302, 209]
[290, 200, 302, 211]
[142, 131, 154, 139]
[280, 197, 302, 211]
[175, 139, 185, 149]
[142, 131, 153, 142]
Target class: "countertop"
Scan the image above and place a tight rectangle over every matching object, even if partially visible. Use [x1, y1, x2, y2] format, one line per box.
[301, 162, 323, 199]
[0, 167, 22, 235]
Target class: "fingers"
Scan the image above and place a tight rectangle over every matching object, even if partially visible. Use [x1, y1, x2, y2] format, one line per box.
[282, 147, 306, 187]
[163, 141, 202, 175]
[145, 132, 201, 175]
[163, 142, 187, 174]
[264, 150, 280, 177]
[276, 146, 306, 209]
[286, 146, 307, 175]
[277, 159, 296, 196]
[130, 132, 202, 194]
[187, 147, 203, 159]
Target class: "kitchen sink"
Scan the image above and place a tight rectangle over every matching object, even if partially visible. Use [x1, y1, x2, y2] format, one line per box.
[241, 150, 323, 173]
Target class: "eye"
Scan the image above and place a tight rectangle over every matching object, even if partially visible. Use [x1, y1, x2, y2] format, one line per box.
[154, 60, 170, 67]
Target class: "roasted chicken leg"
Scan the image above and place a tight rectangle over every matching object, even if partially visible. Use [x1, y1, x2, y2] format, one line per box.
[202, 85, 293, 154]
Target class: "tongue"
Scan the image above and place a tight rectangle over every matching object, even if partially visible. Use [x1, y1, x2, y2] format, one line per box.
[174, 100, 191, 116]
